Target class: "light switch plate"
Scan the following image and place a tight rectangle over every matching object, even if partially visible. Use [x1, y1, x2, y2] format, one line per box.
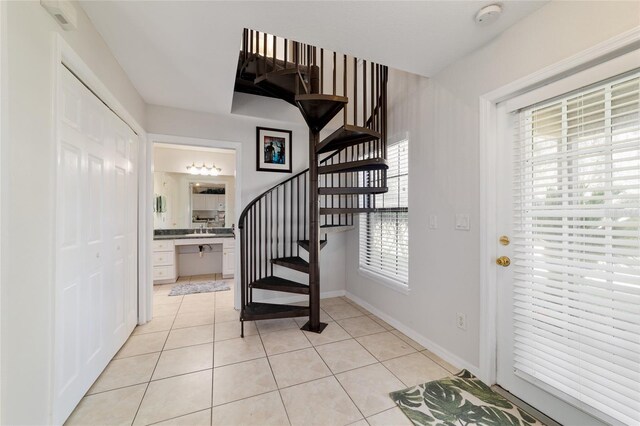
[428, 214, 438, 229]
[455, 214, 470, 231]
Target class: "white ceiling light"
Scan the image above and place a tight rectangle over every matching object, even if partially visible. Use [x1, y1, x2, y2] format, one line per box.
[475, 4, 502, 25]
[187, 162, 221, 176]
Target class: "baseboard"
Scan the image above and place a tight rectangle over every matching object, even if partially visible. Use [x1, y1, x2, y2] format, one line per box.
[345, 291, 481, 378]
[254, 289, 346, 305]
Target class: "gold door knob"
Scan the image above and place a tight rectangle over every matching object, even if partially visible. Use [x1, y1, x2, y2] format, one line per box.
[496, 256, 511, 267]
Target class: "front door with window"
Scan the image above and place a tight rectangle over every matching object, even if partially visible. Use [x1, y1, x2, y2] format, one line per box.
[495, 69, 639, 425]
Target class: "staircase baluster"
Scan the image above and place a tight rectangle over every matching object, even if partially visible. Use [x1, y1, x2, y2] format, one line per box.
[284, 39, 288, 68]
[283, 181, 287, 258]
[259, 198, 262, 280]
[371, 62, 375, 130]
[272, 34, 277, 70]
[276, 188, 280, 262]
[263, 32, 267, 75]
[363, 60, 367, 128]
[343, 55, 347, 120]
[353, 57, 358, 126]
[249, 30, 253, 57]
[320, 48, 324, 94]
[296, 178, 300, 256]
[332, 52, 336, 96]
[289, 179, 293, 257]
[242, 29, 247, 64]
[252, 204, 257, 290]
[307, 45, 311, 91]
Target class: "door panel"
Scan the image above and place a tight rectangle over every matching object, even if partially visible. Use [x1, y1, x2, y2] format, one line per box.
[54, 66, 139, 423]
[495, 101, 608, 426]
[495, 68, 640, 425]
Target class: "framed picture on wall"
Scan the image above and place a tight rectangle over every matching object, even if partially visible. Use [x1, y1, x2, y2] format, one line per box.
[256, 126, 292, 173]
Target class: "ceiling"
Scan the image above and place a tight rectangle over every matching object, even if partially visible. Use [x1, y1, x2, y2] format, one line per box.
[80, 1, 548, 115]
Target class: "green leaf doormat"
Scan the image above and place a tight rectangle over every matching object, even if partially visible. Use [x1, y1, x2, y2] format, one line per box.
[389, 370, 545, 426]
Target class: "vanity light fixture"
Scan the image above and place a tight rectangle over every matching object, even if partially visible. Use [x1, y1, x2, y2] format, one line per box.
[187, 162, 222, 176]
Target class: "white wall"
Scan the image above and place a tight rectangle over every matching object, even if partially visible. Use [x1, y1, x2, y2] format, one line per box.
[1, 1, 146, 424]
[146, 104, 348, 299]
[153, 146, 236, 176]
[346, 1, 640, 372]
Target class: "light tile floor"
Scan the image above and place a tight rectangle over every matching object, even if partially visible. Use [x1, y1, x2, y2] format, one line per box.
[66, 274, 459, 425]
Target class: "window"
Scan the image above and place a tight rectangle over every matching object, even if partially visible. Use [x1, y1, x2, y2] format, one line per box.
[359, 139, 409, 290]
[512, 71, 639, 424]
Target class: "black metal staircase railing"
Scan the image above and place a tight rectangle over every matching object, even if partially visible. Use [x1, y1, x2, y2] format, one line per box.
[236, 29, 389, 335]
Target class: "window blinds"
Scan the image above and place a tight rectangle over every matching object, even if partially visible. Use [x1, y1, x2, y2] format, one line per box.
[512, 71, 640, 424]
[359, 140, 409, 285]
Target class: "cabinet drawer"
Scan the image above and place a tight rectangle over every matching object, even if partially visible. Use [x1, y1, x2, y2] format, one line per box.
[153, 265, 175, 280]
[153, 240, 175, 252]
[152, 252, 174, 266]
[222, 238, 235, 250]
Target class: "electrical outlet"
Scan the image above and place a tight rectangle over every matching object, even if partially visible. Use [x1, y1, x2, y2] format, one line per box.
[428, 214, 438, 229]
[456, 312, 467, 330]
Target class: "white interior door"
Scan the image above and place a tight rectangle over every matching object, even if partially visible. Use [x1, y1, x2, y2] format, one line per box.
[54, 66, 138, 423]
[495, 65, 640, 426]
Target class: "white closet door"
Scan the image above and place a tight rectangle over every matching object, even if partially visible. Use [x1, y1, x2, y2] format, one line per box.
[54, 66, 138, 424]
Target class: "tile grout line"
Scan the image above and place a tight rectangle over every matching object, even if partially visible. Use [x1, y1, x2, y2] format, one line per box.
[130, 286, 187, 426]
[341, 329, 415, 418]
[210, 272, 225, 424]
[297, 322, 367, 424]
[255, 323, 293, 426]
[146, 407, 212, 426]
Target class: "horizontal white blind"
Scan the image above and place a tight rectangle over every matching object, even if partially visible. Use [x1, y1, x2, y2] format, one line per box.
[360, 139, 409, 285]
[512, 71, 640, 425]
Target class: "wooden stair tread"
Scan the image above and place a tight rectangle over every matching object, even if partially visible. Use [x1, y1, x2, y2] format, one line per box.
[318, 158, 388, 174]
[295, 94, 348, 132]
[297, 239, 327, 251]
[250, 276, 309, 295]
[319, 187, 388, 195]
[320, 208, 377, 215]
[242, 302, 309, 321]
[271, 256, 309, 273]
[320, 224, 355, 234]
[317, 125, 381, 154]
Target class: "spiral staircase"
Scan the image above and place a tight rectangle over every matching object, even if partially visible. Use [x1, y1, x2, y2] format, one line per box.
[236, 30, 389, 335]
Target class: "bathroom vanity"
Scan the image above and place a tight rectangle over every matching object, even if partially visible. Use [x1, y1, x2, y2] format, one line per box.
[152, 229, 235, 284]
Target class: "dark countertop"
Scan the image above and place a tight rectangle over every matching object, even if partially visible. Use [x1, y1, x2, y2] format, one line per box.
[153, 228, 235, 241]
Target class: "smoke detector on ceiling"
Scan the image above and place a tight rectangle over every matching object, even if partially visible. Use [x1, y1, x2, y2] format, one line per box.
[475, 4, 502, 25]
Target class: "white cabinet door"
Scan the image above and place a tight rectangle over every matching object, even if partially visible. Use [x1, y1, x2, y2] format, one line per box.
[222, 239, 235, 277]
[217, 194, 225, 211]
[223, 249, 235, 277]
[205, 194, 217, 210]
[54, 66, 138, 424]
[192, 194, 206, 210]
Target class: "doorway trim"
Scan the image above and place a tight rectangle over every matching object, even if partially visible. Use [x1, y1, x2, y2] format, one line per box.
[146, 133, 243, 312]
[477, 27, 640, 385]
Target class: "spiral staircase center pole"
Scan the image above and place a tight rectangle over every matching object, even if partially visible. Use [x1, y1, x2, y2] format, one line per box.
[306, 128, 323, 332]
